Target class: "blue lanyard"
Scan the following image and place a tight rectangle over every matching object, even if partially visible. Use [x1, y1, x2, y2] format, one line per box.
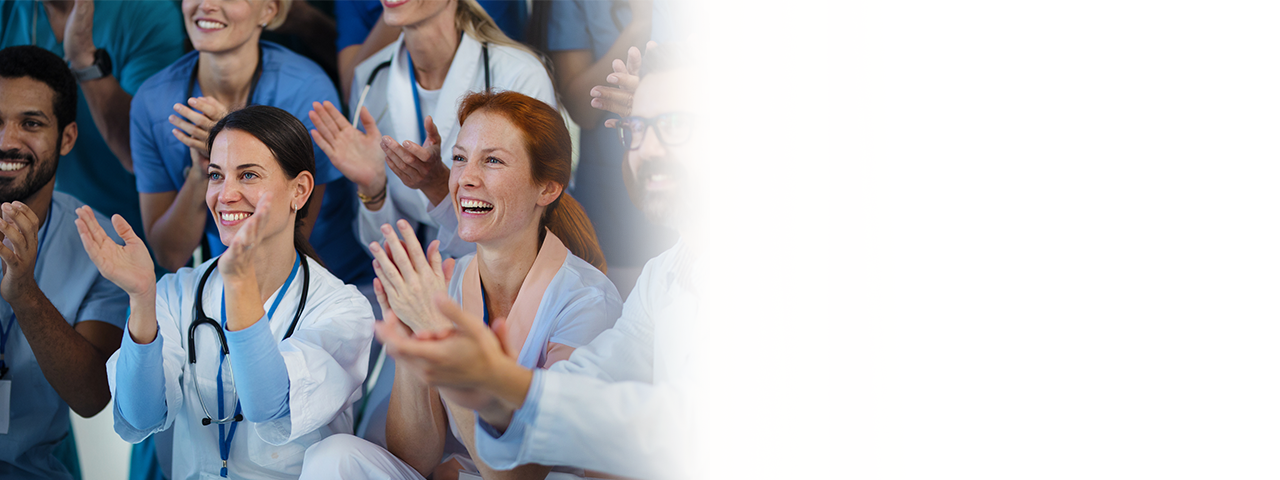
[405, 55, 428, 144]
[0, 210, 54, 379]
[214, 253, 300, 477]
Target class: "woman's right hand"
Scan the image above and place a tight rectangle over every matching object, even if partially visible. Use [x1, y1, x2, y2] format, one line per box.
[73, 206, 155, 297]
[593, 41, 657, 128]
[309, 101, 388, 197]
[368, 219, 453, 334]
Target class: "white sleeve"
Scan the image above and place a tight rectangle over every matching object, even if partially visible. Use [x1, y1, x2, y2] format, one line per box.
[253, 284, 375, 445]
[107, 274, 190, 443]
[473, 292, 685, 478]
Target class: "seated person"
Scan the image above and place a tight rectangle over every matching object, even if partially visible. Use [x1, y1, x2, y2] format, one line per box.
[81, 105, 375, 479]
[0, 45, 129, 480]
[300, 91, 621, 480]
[131, 0, 372, 293]
[360, 44, 707, 480]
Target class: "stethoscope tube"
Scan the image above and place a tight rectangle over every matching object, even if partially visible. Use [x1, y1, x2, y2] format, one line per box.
[187, 255, 310, 425]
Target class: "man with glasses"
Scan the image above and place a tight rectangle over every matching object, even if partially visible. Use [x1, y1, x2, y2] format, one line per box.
[362, 44, 707, 480]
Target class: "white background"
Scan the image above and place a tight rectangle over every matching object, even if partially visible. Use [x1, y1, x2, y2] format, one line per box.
[710, 0, 1280, 478]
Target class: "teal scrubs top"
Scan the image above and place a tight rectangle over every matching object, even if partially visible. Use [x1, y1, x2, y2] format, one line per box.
[0, 0, 186, 247]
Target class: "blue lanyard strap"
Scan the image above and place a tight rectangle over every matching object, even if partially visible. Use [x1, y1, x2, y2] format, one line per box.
[0, 211, 54, 379]
[214, 253, 300, 477]
[406, 55, 428, 144]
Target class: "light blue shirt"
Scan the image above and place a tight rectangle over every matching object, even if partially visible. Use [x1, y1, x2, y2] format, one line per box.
[0, 0, 186, 246]
[130, 42, 375, 285]
[0, 192, 130, 480]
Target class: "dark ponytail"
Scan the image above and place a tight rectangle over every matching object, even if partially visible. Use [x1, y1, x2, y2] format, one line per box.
[207, 105, 324, 266]
[457, 91, 607, 274]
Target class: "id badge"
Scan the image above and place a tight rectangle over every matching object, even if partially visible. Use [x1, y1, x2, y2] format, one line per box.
[0, 380, 10, 434]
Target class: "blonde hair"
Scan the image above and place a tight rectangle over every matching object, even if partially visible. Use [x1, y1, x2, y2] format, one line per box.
[265, 0, 292, 30]
[454, 0, 538, 60]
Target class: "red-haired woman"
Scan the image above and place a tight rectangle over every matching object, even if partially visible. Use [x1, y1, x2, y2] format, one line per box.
[299, 91, 620, 480]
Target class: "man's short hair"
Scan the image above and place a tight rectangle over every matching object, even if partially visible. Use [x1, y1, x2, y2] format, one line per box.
[0, 46, 78, 132]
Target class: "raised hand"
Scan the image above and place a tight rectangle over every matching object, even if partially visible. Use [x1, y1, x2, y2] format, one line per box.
[373, 292, 513, 414]
[382, 115, 449, 205]
[367, 219, 451, 334]
[218, 192, 274, 281]
[309, 101, 387, 196]
[0, 202, 44, 303]
[171, 96, 230, 159]
[62, 0, 97, 70]
[593, 41, 657, 128]
[74, 206, 155, 297]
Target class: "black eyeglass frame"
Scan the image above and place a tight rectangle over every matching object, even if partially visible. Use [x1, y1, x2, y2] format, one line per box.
[616, 112, 694, 151]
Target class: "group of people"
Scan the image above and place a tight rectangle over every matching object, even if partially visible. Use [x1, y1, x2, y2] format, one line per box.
[0, 1, 703, 479]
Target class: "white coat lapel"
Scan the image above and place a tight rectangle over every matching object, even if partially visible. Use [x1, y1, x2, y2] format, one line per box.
[384, 35, 422, 144]
[431, 33, 484, 159]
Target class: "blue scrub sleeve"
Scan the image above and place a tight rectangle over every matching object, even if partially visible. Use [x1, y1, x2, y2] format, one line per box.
[474, 368, 545, 466]
[115, 331, 168, 432]
[225, 316, 291, 422]
[546, 0, 590, 52]
[335, 0, 381, 51]
[130, 90, 178, 194]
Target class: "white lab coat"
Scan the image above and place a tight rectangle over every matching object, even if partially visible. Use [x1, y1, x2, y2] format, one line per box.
[106, 256, 375, 480]
[298, 233, 623, 480]
[350, 32, 557, 258]
[474, 240, 709, 480]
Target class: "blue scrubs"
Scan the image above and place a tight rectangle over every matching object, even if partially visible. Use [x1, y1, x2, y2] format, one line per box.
[130, 42, 375, 286]
[547, 0, 676, 267]
[0, 0, 186, 253]
[0, 193, 130, 480]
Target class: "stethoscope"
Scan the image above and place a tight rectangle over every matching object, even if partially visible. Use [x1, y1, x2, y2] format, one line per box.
[188, 252, 309, 425]
[189, 253, 308, 477]
[350, 41, 491, 129]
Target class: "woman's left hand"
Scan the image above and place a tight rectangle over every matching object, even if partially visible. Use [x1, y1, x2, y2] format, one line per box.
[218, 192, 275, 281]
[368, 219, 452, 333]
[170, 97, 229, 159]
[382, 115, 450, 206]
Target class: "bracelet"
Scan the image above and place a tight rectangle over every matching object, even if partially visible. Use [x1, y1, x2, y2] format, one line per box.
[358, 183, 387, 205]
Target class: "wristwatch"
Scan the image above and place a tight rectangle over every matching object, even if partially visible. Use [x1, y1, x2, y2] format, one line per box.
[70, 48, 112, 82]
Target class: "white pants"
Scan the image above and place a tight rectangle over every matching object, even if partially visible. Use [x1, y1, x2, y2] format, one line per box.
[300, 434, 427, 480]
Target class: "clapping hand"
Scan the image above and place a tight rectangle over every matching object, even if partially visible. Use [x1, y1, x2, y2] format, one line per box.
[373, 291, 513, 416]
[171, 97, 230, 160]
[0, 203, 45, 302]
[368, 220, 454, 334]
[309, 101, 388, 196]
[218, 192, 275, 281]
[382, 115, 450, 205]
[593, 41, 657, 128]
[74, 206, 155, 297]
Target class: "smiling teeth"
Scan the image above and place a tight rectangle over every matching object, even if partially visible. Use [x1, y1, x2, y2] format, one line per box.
[196, 20, 226, 29]
[221, 212, 249, 222]
[460, 199, 493, 209]
[0, 162, 26, 172]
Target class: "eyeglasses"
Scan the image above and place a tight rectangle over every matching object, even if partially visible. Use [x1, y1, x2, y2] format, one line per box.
[617, 112, 694, 151]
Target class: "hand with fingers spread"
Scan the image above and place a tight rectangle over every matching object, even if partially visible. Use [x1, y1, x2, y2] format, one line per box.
[373, 292, 526, 418]
[381, 115, 450, 205]
[170, 96, 230, 160]
[218, 192, 275, 281]
[73, 206, 155, 297]
[0, 202, 46, 303]
[593, 41, 657, 129]
[308, 101, 388, 197]
[368, 219, 452, 333]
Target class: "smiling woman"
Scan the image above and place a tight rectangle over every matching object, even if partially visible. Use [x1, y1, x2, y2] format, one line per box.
[81, 105, 375, 480]
[297, 90, 619, 480]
